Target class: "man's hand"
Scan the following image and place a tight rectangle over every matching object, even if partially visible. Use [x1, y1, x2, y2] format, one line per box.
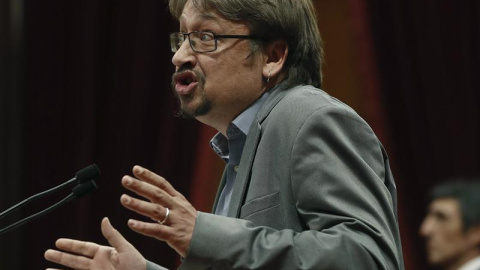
[44, 217, 147, 270]
[120, 165, 197, 257]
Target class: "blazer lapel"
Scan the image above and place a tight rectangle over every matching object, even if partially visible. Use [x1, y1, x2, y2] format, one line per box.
[226, 84, 292, 217]
[227, 119, 262, 217]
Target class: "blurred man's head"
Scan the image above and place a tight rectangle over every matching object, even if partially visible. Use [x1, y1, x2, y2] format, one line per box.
[420, 180, 480, 270]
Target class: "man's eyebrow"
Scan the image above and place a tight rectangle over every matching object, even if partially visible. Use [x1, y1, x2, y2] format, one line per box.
[433, 211, 448, 220]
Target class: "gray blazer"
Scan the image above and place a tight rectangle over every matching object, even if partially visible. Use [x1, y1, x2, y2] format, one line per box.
[149, 85, 404, 270]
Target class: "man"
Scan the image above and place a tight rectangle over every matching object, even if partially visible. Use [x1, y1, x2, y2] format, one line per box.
[420, 180, 480, 270]
[45, 0, 404, 269]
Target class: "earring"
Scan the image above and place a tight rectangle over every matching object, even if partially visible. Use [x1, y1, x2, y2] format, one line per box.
[267, 71, 271, 83]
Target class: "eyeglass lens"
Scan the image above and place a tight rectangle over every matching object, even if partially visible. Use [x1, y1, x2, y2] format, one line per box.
[170, 32, 216, 53]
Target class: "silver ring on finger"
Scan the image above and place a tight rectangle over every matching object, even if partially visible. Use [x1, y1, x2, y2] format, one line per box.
[158, 207, 170, 225]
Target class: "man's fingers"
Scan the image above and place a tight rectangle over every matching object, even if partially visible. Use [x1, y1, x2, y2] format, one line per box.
[127, 219, 190, 257]
[100, 217, 135, 253]
[126, 219, 174, 241]
[44, 249, 91, 269]
[132, 165, 181, 197]
[55, 238, 100, 258]
[120, 194, 171, 223]
[122, 176, 175, 207]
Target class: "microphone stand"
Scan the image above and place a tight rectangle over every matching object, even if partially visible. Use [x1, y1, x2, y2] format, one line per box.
[0, 164, 99, 220]
[0, 178, 76, 220]
[0, 180, 97, 236]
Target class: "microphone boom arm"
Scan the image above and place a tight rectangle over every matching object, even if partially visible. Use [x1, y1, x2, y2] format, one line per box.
[0, 180, 97, 236]
[0, 178, 77, 219]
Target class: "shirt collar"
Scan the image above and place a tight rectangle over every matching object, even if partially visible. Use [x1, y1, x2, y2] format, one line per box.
[210, 91, 271, 159]
[231, 91, 270, 135]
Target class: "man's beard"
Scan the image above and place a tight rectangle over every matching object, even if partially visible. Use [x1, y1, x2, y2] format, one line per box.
[176, 90, 212, 119]
[171, 70, 211, 119]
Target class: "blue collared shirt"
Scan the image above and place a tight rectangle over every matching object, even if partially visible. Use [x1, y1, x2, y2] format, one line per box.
[210, 92, 270, 216]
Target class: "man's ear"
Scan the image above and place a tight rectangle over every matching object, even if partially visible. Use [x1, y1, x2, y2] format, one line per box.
[263, 40, 288, 83]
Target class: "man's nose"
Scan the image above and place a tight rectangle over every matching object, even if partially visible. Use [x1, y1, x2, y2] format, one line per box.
[172, 39, 196, 68]
[419, 218, 433, 237]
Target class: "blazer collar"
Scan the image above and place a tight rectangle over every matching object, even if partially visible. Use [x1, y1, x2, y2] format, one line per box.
[226, 83, 297, 217]
[256, 82, 293, 123]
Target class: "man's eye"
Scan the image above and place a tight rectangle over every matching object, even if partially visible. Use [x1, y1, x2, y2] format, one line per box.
[200, 33, 214, 42]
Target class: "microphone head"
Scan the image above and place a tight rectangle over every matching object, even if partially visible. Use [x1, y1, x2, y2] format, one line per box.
[72, 180, 97, 198]
[75, 164, 101, 184]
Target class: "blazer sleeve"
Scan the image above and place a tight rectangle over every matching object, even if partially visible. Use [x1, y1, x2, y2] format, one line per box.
[179, 105, 403, 270]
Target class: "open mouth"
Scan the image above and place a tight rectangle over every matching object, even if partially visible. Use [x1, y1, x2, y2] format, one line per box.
[178, 73, 196, 85]
[174, 70, 199, 95]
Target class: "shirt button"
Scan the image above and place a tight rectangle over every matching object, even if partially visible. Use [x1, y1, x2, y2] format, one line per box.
[234, 165, 239, 172]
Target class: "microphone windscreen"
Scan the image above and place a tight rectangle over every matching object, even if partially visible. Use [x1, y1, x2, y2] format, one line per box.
[72, 180, 97, 197]
[75, 164, 101, 183]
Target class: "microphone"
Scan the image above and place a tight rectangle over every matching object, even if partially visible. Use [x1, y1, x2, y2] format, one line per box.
[72, 180, 98, 197]
[0, 164, 100, 220]
[0, 179, 98, 236]
[75, 164, 101, 184]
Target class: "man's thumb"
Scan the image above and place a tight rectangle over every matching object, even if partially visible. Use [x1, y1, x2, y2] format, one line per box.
[101, 217, 134, 252]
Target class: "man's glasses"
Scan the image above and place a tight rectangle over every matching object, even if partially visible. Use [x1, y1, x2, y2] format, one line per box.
[170, 31, 257, 53]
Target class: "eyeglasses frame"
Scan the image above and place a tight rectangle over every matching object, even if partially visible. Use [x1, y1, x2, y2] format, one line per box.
[170, 31, 258, 53]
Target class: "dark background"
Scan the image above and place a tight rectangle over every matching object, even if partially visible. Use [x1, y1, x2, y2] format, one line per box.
[1, 0, 479, 269]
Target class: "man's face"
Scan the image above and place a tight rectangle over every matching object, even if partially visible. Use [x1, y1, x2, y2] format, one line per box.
[420, 198, 475, 268]
[171, 0, 266, 131]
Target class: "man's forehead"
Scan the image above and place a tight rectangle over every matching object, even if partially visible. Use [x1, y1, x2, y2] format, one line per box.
[179, 3, 247, 32]
[429, 198, 460, 216]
